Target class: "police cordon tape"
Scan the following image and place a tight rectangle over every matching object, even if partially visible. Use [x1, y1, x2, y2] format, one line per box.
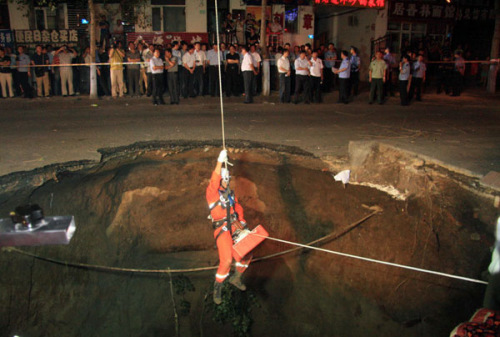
[5, 59, 499, 69]
[0, 207, 489, 285]
[6, 61, 146, 69]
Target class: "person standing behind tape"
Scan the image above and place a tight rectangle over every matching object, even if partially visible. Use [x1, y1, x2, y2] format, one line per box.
[349, 46, 360, 97]
[294, 51, 311, 104]
[125, 42, 141, 97]
[452, 51, 465, 97]
[206, 43, 222, 97]
[0, 47, 15, 98]
[31, 45, 50, 98]
[240, 46, 255, 104]
[193, 42, 206, 97]
[225, 44, 240, 98]
[398, 54, 411, 106]
[164, 48, 179, 105]
[206, 150, 252, 305]
[309, 50, 323, 103]
[368, 51, 387, 105]
[409, 54, 426, 102]
[109, 44, 125, 98]
[150, 48, 165, 106]
[55, 45, 76, 97]
[277, 49, 291, 103]
[333, 50, 351, 104]
[16, 46, 32, 99]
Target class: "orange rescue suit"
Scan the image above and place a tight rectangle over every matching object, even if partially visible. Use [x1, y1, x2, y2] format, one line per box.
[206, 170, 252, 283]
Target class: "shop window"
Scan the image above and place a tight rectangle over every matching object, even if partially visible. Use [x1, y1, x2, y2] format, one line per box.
[34, 5, 66, 30]
[284, 5, 298, 34]
[163, 7, 185, 32]
[152, 7, 162, 31]
[34, 4, 66, 30]
[387, 21, 433, 54]
[152, 6, 186, 32]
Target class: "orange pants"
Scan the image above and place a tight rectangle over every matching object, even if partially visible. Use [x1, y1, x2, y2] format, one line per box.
[214, 226, 252, 283]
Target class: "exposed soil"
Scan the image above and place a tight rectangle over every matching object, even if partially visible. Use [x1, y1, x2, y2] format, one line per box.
[0, 144, 493, 337]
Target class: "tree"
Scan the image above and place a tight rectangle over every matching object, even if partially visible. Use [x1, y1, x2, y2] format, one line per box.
[260, 0, 270, 96]
[89, 0, 97, 99]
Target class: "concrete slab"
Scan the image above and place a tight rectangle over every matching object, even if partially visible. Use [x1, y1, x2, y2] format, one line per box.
[481, 171, 500, 190]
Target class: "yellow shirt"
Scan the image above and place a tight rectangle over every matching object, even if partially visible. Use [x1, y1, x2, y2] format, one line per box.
[110, 49, 124, 71]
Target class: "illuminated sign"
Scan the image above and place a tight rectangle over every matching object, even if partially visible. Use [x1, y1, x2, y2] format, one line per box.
[314, 0, 385, 9]
[390, 2, 495, 21]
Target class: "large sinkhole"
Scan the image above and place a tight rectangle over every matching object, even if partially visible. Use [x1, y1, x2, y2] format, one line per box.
[0, 141, 497, 337]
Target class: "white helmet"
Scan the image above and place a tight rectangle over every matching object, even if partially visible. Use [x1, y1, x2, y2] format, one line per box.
[221, 168, 231, 183]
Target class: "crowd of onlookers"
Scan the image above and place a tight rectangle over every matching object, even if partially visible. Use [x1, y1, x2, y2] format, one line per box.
[0, 36, 491, 106]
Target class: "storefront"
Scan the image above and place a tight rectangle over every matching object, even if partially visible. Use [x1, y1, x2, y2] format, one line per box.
[386, 0, 496, 57]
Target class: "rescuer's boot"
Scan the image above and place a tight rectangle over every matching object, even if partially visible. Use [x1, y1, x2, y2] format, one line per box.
[213, 281, 223, 305]
[228, 271, 246, 291]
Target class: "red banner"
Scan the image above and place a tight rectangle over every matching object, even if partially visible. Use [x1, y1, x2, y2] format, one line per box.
[314, 0, 385, 8]
[126, 32, 209, 46]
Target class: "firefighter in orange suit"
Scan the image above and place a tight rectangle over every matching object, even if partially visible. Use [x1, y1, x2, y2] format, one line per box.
[206, 149, 252, 304]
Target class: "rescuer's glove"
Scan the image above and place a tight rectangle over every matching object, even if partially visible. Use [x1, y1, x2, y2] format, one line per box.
[218, 149, 228, 163]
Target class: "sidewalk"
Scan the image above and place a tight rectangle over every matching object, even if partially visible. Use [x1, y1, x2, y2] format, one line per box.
[0, 88, 498, 181]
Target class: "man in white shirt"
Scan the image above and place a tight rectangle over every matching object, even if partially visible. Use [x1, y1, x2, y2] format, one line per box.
[207, 43, 222, 97]
[294, 51, 311, 104]
[182, 44, 196, 98]
[240, 46, 256, 104]
[277, 49, 291, 103]
[309, 50, 323, 103]
[249, 44, 261, 96]
[150, 48, 165, 105]
[193, 42, 206, 97]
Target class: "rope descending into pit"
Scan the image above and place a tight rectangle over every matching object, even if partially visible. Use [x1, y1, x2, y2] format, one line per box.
[1, 208, 489, 285]
[214, 0, 226, 152]
[251, 234, 488, 286]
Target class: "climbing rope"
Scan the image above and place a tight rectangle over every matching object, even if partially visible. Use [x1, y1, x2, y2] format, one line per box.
[250, 233, 488, 285]
[214, 0, 226, 152]
[1, 208, 488, 285]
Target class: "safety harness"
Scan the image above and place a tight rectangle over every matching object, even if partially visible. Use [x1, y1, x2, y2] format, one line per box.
[209, 187, 238, 242]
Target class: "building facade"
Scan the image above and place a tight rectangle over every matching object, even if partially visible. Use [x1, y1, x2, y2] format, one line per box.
[3, 0, 315, 49]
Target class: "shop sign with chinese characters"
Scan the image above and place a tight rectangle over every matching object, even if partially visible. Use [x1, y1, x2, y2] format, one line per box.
[0, 30, 14, 48]
[314, 0, 385, 8]
[390, 2, 495, 21]
[14, 29, 79, 47]
[126, 32, 208, 46]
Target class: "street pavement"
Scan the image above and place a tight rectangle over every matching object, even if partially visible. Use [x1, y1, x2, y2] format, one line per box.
[0, 88, 499, 179]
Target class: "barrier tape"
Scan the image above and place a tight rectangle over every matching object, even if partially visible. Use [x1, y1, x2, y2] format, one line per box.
[3, 59, 498, 69]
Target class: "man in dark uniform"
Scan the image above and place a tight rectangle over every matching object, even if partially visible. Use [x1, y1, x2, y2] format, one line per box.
[225, 45, 240, 97]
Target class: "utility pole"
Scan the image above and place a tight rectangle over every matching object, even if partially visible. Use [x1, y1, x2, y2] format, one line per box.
[89, 0, 98, 99]
[488, 0, 500, 93]
[260, 0, 270, 96]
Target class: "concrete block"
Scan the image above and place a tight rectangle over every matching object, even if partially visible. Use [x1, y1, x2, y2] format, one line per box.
[481, 171, 500, 190]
